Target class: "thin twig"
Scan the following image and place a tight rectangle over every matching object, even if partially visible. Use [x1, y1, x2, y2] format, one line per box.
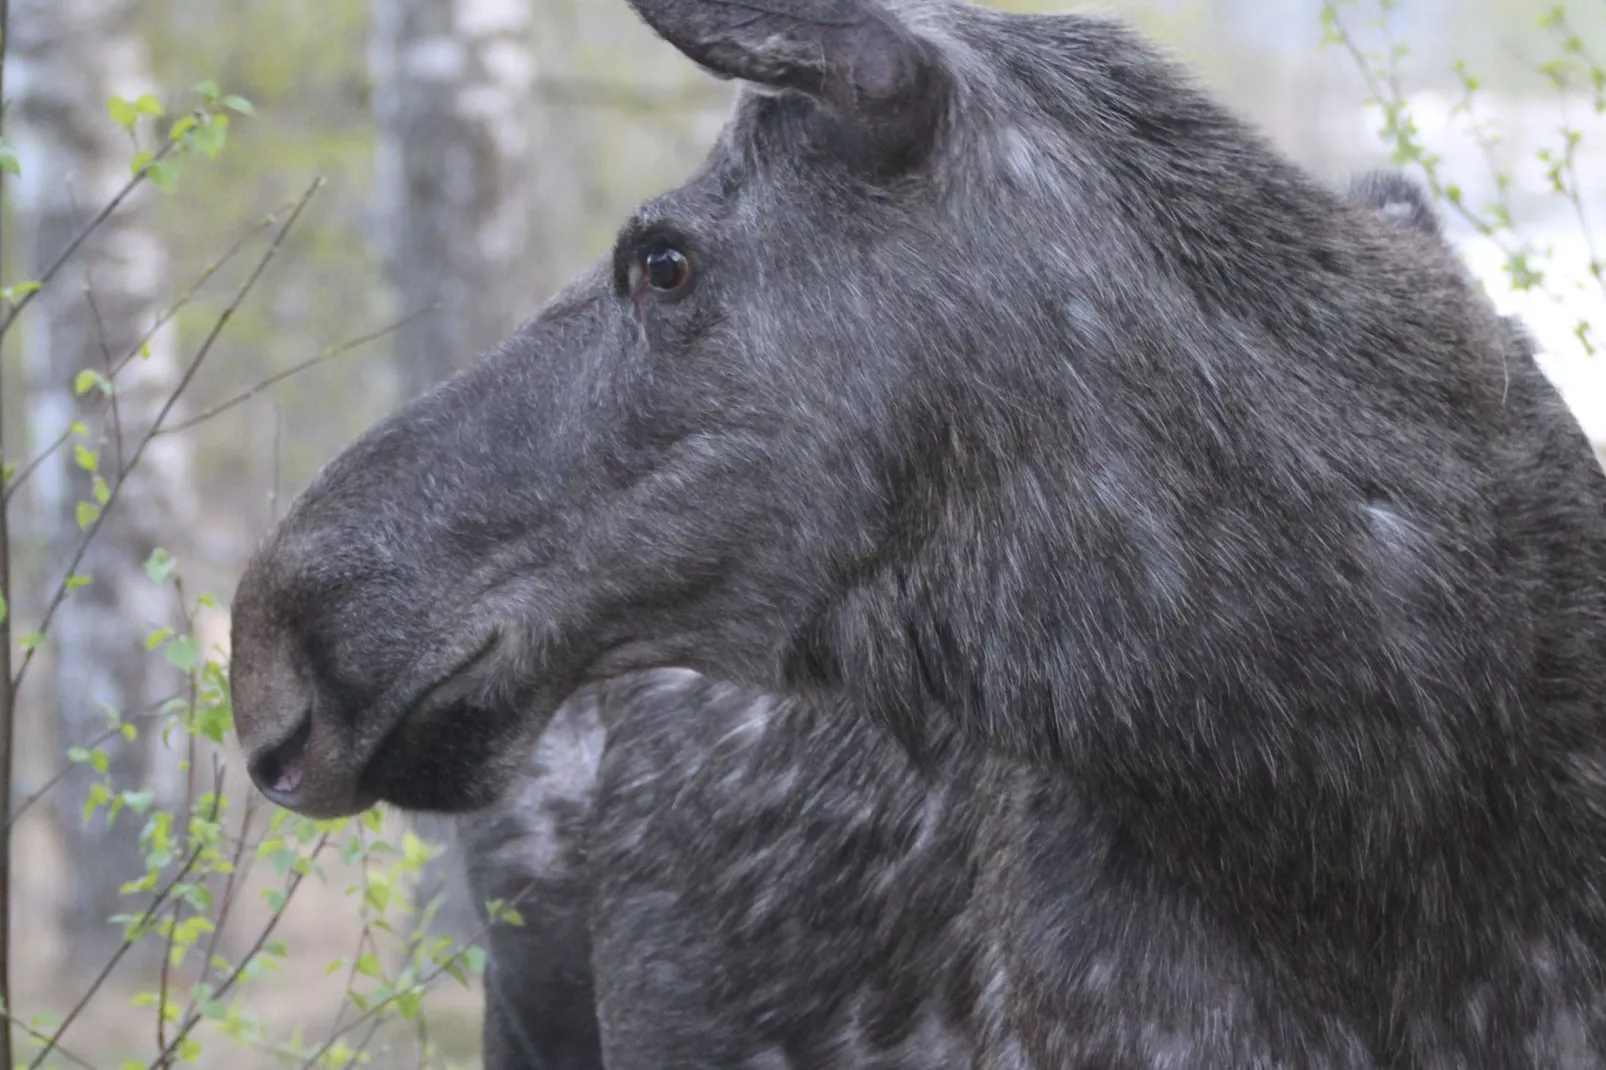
[1, 701, 174, 833]
[11, 177, 323, 697]
[155, 305, 430, 436]
[0, 1011, 97, 1070]
[88, 287, 128, 472]
[180, 789, 261, 1023]
[0, 0, 18, 1059]
[27, 787, 226, 1070]
[145, 833, 332, 1070]
[3, 208, 283, 503]
[0, 138, 177, 339]
[1327, 6, 1518, 247]
[296, 880, 540, 1070]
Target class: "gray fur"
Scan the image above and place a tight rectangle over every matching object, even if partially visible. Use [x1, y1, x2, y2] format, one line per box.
[230, 0, 1606, 1065]
[462, 669, 980, 1069]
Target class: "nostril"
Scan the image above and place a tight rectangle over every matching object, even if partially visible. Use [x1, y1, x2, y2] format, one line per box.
[250, 714, 311, 798]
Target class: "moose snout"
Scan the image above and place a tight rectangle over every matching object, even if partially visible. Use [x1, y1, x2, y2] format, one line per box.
[232, 638, 377, 820]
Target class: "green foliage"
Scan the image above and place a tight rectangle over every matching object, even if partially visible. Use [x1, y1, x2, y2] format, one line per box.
[1322, 0, 1606, 351]
[4, 74, 492, 1070]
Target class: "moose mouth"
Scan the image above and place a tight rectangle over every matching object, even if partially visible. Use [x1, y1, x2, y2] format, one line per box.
[248, 631, 505, 819]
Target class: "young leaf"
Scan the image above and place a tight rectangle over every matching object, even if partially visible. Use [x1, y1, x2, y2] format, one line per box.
[165, 634, 199, 673]
[145, 547, 177, 583]
[108, 95, 137, 131]
[146, 160, 177, 193]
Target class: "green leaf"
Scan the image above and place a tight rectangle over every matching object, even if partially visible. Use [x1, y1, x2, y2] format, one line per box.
[223, 94, 255, 116]
[165, 634, 199, 673]
[145, 547, 177, 583]
[134, 93, 164, 118]
[73, 369, 99, 396]
[108, 95, 137, 131]
[194, 80, 221, 101]
[130, 150, 152, 177]
[0, 591, 7, 626]
[73, 442, 99, 471]
[146, 626, 175, 650]
[146, 160, 177, 193]
[193, 115, 229, 159]
[355, 952, 383, 979]
[18, 632, 45, 652]
[90, 748, 109, 775]
[463, 946, 487, 975]
[76, 501, 102, 530]
[93, 475, 111, 504]
[65, 573, 92, 591]
[0, 139, 19, 177]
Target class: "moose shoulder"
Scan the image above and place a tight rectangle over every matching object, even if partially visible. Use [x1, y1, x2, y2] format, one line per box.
[230, 0, 1606, 1064]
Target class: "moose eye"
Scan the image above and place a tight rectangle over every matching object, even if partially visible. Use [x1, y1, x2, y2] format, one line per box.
[638, 245, 692, 294]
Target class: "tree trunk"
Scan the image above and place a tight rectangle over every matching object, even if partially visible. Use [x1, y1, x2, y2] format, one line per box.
[368, 0, 575, 941]
[12, 0, 196, 974]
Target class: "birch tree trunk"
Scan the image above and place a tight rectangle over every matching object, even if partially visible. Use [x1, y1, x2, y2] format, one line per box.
[12, 0, 196, 972]
[368, 0, 577, 940]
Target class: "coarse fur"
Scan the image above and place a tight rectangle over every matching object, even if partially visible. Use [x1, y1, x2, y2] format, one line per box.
[458, 696, 605, 1070]
[463, 171, 1487, 1069]
[462, 670, 980, 1070]
[229, 0, 1606, 1064]
[458, 171, 1502, 1070]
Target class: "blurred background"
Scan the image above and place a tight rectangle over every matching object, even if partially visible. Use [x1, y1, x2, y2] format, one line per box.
[4, 0, 1602, 1065]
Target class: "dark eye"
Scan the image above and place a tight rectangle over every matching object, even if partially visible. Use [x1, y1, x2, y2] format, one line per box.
[641, 246, 692, 293]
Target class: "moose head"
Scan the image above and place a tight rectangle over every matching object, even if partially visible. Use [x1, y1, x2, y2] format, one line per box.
[231, 0, 1525, 899]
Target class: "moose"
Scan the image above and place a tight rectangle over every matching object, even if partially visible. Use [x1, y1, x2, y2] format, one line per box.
[230, 0, 1606, 1063]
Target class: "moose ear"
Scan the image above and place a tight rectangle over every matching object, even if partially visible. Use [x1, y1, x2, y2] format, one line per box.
[625, 0, 947, 171]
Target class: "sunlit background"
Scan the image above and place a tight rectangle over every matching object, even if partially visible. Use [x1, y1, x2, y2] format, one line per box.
[6, 0, 1603, 1065]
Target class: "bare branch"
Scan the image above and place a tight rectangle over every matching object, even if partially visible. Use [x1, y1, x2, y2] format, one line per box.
[155, 305, 432, 436]
[11, 177, 324, 697]
[1, 700, 174, 833]
[3, 205, 286, 502]
[0, 138, 178, 340]
[27, 782, 227, 1070]
[297, 879, 541, 1070]
[145, 833, 332, 1070]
